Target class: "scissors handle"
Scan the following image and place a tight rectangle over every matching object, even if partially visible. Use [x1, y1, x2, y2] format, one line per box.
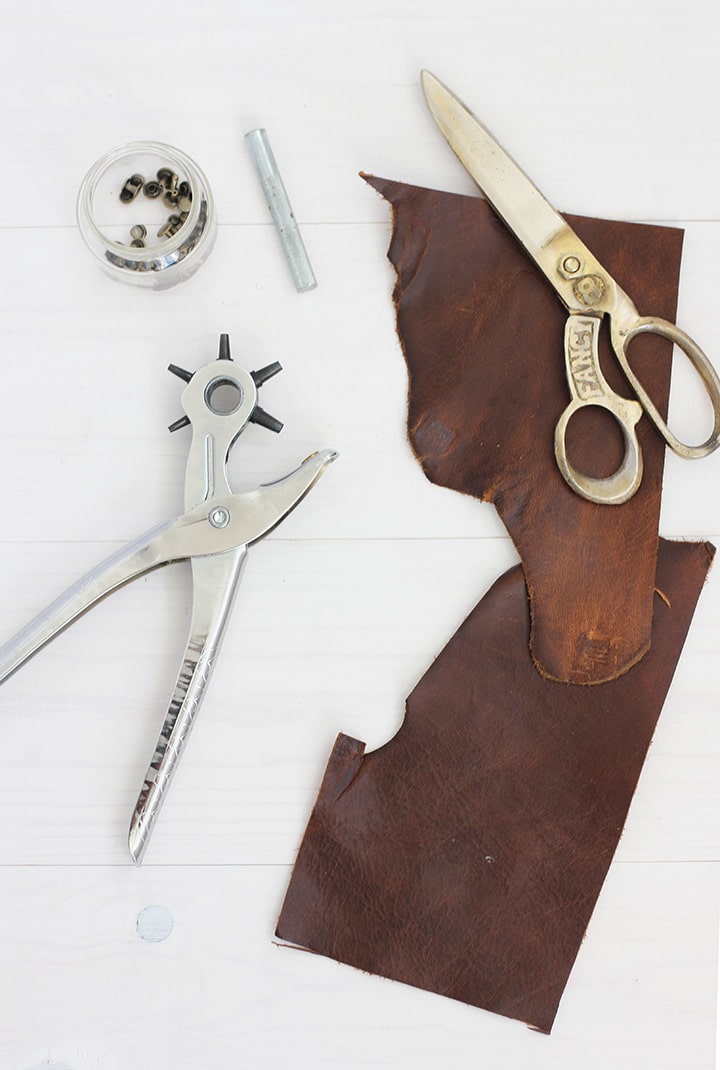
[554, 315, 644, 505]
[610, 315, 720, 460]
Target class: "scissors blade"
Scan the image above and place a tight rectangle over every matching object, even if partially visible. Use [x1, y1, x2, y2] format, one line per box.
[128, 548, 247, 864]
[420, 70, 615, 314]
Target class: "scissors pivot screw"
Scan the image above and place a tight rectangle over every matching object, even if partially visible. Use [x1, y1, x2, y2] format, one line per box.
[562, 256, 581, 275]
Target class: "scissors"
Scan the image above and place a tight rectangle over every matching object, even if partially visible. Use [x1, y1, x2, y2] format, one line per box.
[421, 70, 720, 505]
[0, 335, 336, 863]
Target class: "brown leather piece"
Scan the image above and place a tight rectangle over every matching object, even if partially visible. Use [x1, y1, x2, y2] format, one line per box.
[362, 176, 685, 684]
[277, 537, 714, 1033]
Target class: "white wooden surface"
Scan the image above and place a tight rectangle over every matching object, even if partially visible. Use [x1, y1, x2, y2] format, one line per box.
[0, 2, 719, 1067]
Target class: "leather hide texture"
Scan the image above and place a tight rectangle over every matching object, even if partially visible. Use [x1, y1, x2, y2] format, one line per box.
[277, 540, 713, 1033]
[276, 179, 714, 1033]
[363, 176, 685, 686]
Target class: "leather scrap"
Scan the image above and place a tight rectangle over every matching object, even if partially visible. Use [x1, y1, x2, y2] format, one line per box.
[277, 537, 714, 1033]
[362, 176, 685, 685]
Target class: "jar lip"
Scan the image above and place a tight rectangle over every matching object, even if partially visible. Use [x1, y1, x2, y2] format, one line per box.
[76, 140, 216, 282]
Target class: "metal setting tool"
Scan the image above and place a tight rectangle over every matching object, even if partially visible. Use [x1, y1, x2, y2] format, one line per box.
[245, 128, 317, 293]
[0, 335, 337, 863]
[421, 70, 720, 505]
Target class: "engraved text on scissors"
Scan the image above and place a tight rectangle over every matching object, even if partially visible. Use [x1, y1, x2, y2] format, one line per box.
[567, 319, 603, 400]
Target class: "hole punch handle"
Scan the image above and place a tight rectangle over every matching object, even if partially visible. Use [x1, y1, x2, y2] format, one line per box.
[554, 315, 644, 505]
[611, 315, 720, 460]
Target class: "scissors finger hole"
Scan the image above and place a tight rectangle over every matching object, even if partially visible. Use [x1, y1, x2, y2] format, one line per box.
[616, 318, 720, 457]
[560, 403, 626, 479]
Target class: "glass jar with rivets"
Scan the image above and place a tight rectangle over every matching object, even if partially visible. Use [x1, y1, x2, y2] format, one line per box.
[76, 141, 216, 289]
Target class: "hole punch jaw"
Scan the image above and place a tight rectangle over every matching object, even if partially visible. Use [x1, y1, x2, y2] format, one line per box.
[169, 335, 284, 442]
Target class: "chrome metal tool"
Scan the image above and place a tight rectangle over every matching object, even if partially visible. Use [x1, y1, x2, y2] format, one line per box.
[245, 128, 317, 293]
[421, 70, 720, 505]
[0, 335, 336, 863]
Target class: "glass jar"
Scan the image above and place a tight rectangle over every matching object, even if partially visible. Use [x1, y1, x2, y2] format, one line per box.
[76, 141, 216, 289]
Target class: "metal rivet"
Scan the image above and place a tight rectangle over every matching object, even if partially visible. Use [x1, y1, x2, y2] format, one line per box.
[143, 180, 162, 199]
[156, 168, 177, 189]
[157, 214, 185, 240]
[130, 224, 147, 241]
[119, 174, 144, 203]
[176, 180, 193, 210]
[209, 507, 230, 528]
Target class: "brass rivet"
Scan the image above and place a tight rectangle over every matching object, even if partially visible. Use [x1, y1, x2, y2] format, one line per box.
[119, 174, 144, 203]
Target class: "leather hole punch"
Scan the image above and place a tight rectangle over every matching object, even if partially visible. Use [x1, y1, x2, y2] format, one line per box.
[0, 334, 337, 863]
